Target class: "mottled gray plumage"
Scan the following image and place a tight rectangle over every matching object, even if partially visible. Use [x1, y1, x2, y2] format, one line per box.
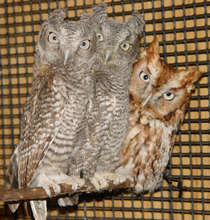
[5, 9, 97, 220]
[5, 3, 145, 217]
[88, 3, 145, 183]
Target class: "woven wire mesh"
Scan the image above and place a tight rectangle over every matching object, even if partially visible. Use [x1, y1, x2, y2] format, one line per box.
[0, 0, 209, 219]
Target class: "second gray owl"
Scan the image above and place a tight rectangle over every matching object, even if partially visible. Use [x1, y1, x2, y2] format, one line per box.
[89, 3, 145, 183]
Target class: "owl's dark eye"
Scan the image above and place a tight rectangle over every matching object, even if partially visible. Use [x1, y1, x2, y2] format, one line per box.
[80, 40, 90, 50]
[96, 33, 104, 42]
[163, 91, 175, 101]
[48, 32, 59, 43]
[120, 42, 130, 51]
[139, 71, 150, 82]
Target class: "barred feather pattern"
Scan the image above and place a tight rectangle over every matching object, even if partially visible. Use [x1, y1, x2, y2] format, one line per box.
[18, 64, 94, 188]
[88, 3, 145, 174]
[5, 8, 98, 218]
[91, 65, 131, 172]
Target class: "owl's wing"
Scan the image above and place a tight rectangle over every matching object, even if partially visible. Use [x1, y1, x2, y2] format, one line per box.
[5, 73, 47, 190]
[20, 73, 48, 140]
[17, 70, 66, 188]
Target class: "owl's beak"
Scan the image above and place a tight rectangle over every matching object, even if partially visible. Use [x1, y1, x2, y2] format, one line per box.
[142, 93, 152, 107]
[64, 49, 70, 65]
[104, 50, 111, 64]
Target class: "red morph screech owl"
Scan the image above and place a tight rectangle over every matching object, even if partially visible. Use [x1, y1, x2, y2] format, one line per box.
[116, 37, 204, 194]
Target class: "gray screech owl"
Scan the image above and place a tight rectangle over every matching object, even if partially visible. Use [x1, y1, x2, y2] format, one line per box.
[88, 3, 145, 186]
[5, 9, 97, 220]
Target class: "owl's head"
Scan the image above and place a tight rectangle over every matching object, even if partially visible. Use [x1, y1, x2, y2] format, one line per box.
[35, 9, 96, 69]
[62, 13, 97, 69]
[130, 37, 203, 123]
[35, 9, 67, 66]
[92, 3, 144, 68]
[145, 68, 203, 123]
[129, 37, 163, 104]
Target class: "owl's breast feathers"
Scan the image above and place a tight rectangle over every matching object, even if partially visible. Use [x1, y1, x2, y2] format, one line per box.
[118, 106, 183, 192]
[17, 66, 91, 188]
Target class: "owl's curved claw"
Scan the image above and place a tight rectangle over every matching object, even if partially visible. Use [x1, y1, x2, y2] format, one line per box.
[90, 172, 126, 191]
[43, 183, 61, 197]
[57, 194, 79, 207]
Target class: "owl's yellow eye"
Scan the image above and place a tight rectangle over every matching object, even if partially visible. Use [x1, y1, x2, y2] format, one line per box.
[96, 33, 104, 42]
[120, 42, 130, 51]
[48, 32, 59, 43]
[80, 40, 90, 50]
[139, 71, 150, 82]
[163, 91, 175, 101]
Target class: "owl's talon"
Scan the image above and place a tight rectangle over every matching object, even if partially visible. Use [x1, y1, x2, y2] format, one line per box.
[57, 195, 79, 207]
[43, 186, 51, 197]
[90, 172, 126, 191]
[43, 183, 61, 197]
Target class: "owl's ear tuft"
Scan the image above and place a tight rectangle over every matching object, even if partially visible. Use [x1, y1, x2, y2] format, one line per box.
[182, 69, 204, 92]
[92, 2, 108, 24]
[146, 37, 160, 57]
[127, 12, 145, 36]
[48, 8, 67, 24]
[80, 12, 92, 23]
[150, 37, 159, 51]
[142, 37, 161, 70]
[190, 69, 204, 85]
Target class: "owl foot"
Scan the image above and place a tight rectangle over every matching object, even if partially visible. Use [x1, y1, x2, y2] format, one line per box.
[57, 194, 79, 207]
[52, 175, 83, 207]
[90, 172, 126, 191]
[29, 171, 62, 197]
[43, 175, 85, 196]
[30, 169, 85, 197]
[62, 175, 85, 191]
[42, 182, 61, 197]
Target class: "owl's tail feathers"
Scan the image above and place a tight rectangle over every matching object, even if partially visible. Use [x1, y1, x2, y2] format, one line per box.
[7, 203, 20, 213]
[5, 151, 19, 189]
[30, 200, 47, 220]
[5, 151, 21, 213]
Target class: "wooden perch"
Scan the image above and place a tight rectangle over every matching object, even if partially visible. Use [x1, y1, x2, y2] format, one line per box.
[0, 179, 131, 203]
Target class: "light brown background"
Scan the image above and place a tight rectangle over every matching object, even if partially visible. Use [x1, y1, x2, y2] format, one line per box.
[0, 0, 209, 219]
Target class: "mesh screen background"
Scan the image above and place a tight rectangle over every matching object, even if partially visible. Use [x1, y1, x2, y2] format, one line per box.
[0, 0, 209, 219]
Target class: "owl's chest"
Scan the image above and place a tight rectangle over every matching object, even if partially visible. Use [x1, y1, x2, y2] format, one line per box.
[133, 119, 174, 173]
[95, 82, 129, 115]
